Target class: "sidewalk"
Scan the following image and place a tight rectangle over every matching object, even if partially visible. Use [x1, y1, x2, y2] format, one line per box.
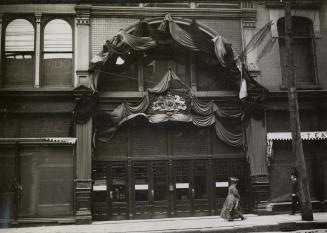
[1, 212, 327, 233]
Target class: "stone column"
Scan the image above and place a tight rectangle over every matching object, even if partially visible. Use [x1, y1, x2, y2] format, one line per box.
[246, 118, 271, 214]
[75, 118, 93, 223]
[34, 13, 42, 88]
[75, 5, 91, 88]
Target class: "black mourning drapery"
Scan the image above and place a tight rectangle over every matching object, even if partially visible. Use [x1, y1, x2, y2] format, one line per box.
[87, 14, 268, 150]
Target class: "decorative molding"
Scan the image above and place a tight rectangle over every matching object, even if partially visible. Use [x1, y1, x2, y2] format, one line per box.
[76, 4, 91, 25]
[75, 179, 92, 224]
[241, 1, 255, 9]
[34, 13, 42, 88]
[243, 20, 256, 28]
[76, 70, 90, 87]
[90, 5, 256, 19]
[35, 12, 42, 23]
[0, 4, 76, 14]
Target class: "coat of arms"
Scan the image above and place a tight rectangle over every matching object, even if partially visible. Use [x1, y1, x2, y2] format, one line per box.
[151, 92, 187, 114]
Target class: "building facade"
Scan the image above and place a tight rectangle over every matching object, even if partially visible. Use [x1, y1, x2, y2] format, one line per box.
[0, 0, 326, 224]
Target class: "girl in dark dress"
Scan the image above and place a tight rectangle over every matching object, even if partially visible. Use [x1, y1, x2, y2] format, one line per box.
[220, 177, 245, 221]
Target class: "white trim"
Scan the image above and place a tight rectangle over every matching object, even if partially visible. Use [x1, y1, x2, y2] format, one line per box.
[0, 137, 77, 144]
[267, 131, 327, 141]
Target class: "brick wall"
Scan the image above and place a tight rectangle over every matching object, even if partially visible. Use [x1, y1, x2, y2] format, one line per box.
[198, 19, 243, 55]
[91, 17, 139, 56]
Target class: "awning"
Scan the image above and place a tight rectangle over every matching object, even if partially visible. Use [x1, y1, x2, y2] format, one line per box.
[266, 131, 327, 165]
[267, 131, 327, 141]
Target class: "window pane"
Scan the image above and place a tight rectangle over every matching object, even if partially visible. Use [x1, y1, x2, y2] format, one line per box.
[143, 45, 190, 90]
[44, 19, 72, 52]
[5, 19, 35, 87]
[278, 17, 315, 85]
[43, 19, 73, 87]
[5, 19, 34, 52]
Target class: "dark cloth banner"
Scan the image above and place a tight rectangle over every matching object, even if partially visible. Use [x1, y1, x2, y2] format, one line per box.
[245, 118, 268, 176]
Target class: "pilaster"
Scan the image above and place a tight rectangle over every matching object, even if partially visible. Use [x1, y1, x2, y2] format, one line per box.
[75, 5, 91, 88]
[251, 175, 271, 214]
[75, 118, 93, 223]
[34, 13, 41, 88]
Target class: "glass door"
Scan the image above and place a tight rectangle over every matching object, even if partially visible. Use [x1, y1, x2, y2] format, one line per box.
[133, 162, 151, 219]
[192, 160, 209, 216]
[108, 162, 128, 220]
[173, 160, 192, 217]
[173, 160, 210, 217]
[152, 161, 169, 218]
[133, 161, 169, 219]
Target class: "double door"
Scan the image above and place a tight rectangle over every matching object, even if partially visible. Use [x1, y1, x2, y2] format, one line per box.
[133, 161, 169, 219]
[173, 160, 210, 216]
[92, 158, 249, 220]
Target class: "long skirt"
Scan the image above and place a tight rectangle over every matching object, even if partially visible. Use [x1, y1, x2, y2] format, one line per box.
[220, 197, 243, 220]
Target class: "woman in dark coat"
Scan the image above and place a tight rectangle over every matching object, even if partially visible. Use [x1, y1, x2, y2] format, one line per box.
[220, 177, 245, 221]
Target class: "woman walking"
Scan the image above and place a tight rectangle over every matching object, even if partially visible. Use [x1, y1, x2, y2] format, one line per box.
[220, 177, 245, 221]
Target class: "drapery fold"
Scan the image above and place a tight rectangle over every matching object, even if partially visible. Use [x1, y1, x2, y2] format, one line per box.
[118, 29, 157, 51]
[214, 118, 243, 147]
[148, 68, 190, 93]
[191, 97, 242, 119]
[245, 118, 268, 176]
[88, 14, 268, 150]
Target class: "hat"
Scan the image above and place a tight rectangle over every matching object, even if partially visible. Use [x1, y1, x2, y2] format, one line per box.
[230, 177, 239, 183]
[291, 167, 298, 177]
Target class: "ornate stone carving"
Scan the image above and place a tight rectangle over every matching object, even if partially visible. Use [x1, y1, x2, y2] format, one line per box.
[243, 20, 256, 28]
[76, 5, 91, 25]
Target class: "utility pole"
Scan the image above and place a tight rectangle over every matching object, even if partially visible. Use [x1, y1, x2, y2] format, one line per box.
[284, 0, 313, 221]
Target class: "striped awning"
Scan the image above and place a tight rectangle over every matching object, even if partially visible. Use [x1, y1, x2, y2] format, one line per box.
[267, 131, 327, 141]
[266, 131, 327, 165]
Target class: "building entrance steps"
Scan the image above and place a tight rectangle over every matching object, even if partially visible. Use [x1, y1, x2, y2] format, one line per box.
[1, 212, 327, 233]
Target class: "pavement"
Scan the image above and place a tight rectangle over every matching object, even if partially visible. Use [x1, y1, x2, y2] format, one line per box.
[0, 212, 327, 233]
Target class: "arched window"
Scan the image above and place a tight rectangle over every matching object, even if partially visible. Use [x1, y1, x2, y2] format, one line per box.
[4, 19, 35, 87]
[42, 19, 73, 87]
[278, 16, 316, 85]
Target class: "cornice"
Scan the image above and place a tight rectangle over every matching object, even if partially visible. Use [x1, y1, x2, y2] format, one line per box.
[90, 6, 256, 19]
[265, 89, 327, 100]
[0, 88, 75, 97]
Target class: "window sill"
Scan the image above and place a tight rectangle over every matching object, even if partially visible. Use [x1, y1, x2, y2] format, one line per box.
[0, 87, 75, 97]
[280, 84, 322, 90]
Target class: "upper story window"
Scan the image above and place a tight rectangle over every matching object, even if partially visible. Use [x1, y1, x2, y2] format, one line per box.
[4, 19, 35, 87]
[277, 16, 316, 85]
[42, 19, 73, 87]
[2, 16, 73, 88]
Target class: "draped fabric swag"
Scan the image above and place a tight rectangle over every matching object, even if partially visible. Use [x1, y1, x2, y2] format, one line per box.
[89, 14, 249, 93]
[96, 69, 243, 147]
[87, 14, 268, 161]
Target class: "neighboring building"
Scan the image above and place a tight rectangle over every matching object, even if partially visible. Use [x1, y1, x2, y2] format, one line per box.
[0, 0, 326, 225]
